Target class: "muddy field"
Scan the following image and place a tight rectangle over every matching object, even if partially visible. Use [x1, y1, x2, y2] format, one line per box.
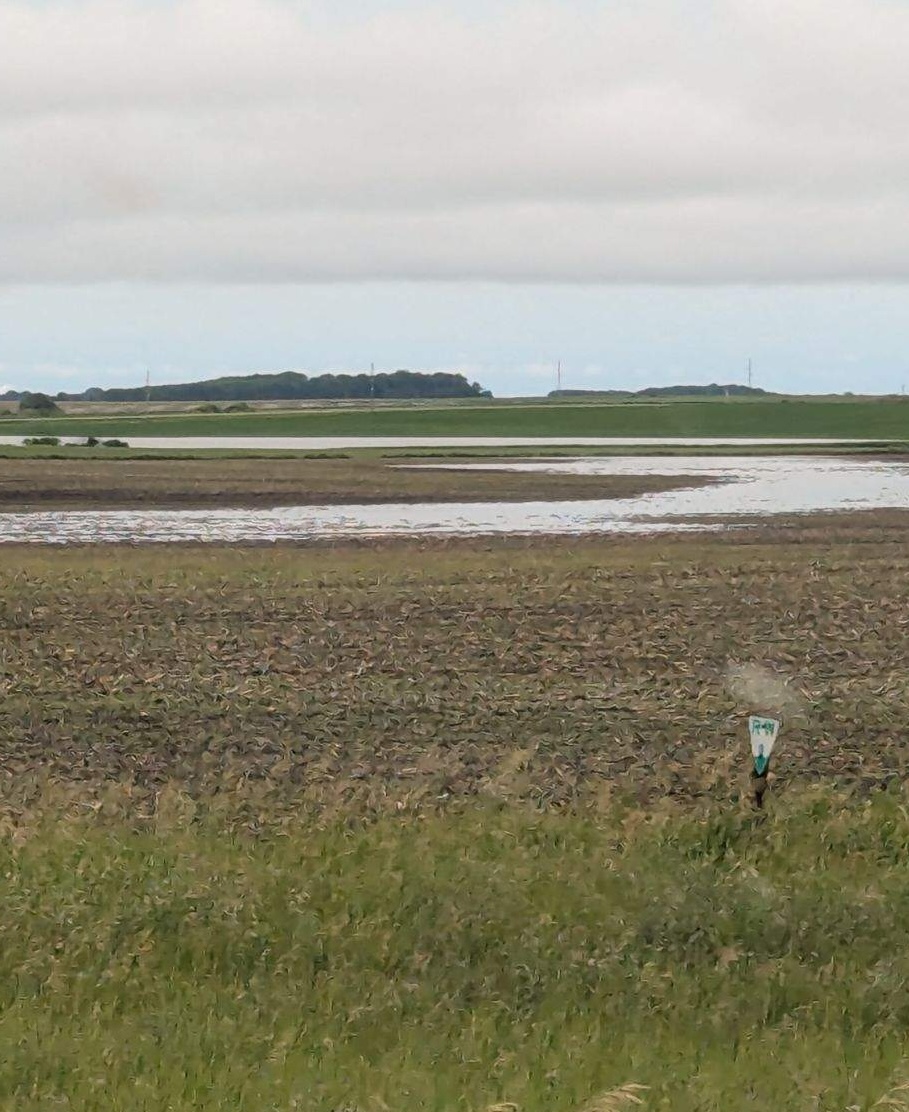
[1, 519, 907, 811]
[0, 456, 709, 509]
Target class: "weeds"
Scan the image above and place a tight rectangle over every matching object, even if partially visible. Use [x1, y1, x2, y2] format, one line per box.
[0, 793, 908, 1109]
[577, 1085, 649, 1111]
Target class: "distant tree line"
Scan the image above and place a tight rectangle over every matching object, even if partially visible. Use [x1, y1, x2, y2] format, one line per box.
[637, 384, 768, 398]
[549, 384, 769, 398]
[17, 391, 62, 414]
[1, 371, 492, 404]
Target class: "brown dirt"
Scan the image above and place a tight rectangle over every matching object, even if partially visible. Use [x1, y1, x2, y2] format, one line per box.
[1, 519, 908, 812]
[0, 456, 713, 509]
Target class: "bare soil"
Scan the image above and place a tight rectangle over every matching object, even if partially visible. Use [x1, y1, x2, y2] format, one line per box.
[0, 456, 711, 509]
[2, 518, 908, 810]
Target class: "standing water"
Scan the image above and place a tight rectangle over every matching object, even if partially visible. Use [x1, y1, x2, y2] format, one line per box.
[0, 455, 907, 544]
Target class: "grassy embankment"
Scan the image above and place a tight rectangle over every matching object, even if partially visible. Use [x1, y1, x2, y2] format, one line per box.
[3, 534, 909, 1108]
[2, 395, 909, 439]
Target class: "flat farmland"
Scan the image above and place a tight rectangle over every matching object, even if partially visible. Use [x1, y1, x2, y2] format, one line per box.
[3, 527, 909, 1111]
[2, 526, 907, 805]
[0, 455, 707, 509]
[2, 394, 909, 438]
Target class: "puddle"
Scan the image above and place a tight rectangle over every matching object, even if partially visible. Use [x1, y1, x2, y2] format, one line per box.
[404, 455, 909, 518]
[1, 455, 907, 544]
[0, 502, 721, 544]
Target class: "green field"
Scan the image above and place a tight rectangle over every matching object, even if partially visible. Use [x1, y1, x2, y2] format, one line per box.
[2, 533, 909, 1109]
[0, 441, 900, 464]
[3, 396, 909, 439]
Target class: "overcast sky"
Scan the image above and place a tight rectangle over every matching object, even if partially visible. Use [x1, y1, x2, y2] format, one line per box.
[2, 0, 909, 395]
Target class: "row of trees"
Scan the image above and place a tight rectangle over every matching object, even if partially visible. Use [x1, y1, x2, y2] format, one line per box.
[0, 371, 492, 405]
[549, 384, 768, 398]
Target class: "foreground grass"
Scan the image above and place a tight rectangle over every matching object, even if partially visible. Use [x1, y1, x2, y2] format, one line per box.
[4, 792, 909, 1110]
[2, 396, 909, 438]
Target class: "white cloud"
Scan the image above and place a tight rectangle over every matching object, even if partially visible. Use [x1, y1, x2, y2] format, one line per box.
[2, 0, 909, 283]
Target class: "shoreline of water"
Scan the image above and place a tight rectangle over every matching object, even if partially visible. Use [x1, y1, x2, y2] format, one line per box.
[0, 455, 907, 544]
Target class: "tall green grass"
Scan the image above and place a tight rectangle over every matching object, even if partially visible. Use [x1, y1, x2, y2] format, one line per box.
[4, 789, 909, 1110]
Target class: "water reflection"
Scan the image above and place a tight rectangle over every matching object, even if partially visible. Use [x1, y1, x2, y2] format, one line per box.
[1, 455, 907, 544]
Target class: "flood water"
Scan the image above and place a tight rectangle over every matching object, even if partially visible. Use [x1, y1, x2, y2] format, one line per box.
[1, 455, 907, 544]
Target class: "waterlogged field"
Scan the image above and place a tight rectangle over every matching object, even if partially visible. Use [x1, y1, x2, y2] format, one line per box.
[1, 454, 908, 543]
[0, 455, 705, 509]
[3, 529, 909, 1110]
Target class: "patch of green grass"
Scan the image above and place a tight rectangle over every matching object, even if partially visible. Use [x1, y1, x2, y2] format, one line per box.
[383, 441, 902, 459]
[3, 792, 909, 1110]
[0, 441, 900, 463]
[0, 446, 352, 460]
[1, 397, 909, 438]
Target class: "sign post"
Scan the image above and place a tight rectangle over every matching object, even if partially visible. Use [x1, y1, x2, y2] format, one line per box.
[748, 715, 780, 809]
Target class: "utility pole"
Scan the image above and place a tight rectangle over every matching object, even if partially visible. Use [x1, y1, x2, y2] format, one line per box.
[746, 358, 753, 390]
[145, 368, 151, 404]
[556, 360, 562, 392]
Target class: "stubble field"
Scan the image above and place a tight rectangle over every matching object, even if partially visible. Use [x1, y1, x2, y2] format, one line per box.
[2, 527, 907, 804]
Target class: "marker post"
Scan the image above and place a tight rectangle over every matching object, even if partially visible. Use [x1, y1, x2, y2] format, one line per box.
[748, 715, 780, 809]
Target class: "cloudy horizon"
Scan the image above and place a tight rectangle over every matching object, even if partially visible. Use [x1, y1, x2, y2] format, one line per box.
[2, 0, 909, 395]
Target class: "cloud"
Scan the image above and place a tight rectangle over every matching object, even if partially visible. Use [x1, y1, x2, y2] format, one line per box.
[2, 0, 909, 284]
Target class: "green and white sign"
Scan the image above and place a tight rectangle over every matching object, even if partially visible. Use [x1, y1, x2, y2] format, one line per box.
[748, 715, 780, 775]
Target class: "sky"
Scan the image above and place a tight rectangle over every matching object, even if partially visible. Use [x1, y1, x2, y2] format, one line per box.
[2, 0, 909, 397]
